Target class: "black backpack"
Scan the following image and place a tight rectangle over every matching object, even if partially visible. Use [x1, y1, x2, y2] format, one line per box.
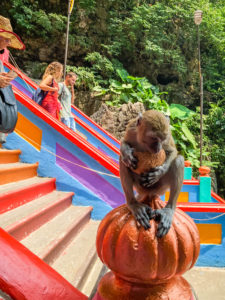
[0, 85, 18, 133]
[32, 88, 47, 105]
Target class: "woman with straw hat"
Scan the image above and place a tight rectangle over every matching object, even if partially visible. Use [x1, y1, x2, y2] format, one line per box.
[0, 15, 25, 143]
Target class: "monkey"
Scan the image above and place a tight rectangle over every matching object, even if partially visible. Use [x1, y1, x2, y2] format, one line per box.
[119, 110, 184, 238]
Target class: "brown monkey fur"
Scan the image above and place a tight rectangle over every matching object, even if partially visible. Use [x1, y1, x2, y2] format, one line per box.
[120, 110, 184, 237]
[132, 149, 166, 175]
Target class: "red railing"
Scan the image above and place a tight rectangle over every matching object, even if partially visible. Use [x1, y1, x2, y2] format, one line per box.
[0, 228, 88, 300]
[13, 86, 120, 177]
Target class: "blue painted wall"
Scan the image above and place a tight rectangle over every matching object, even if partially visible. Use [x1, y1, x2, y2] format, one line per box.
[5, 101, 124, 219]
[182, 185, 199, 202]
[187, 211, 225, 267]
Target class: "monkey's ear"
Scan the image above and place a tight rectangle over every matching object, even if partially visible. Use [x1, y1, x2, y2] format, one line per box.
[136, 113, 143, 126]
[164, 114, 170, 124]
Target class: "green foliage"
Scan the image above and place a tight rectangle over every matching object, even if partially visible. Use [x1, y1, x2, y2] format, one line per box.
[23, 61, 48, 79]
[104, 2, 197, 80]
[94, 68, 169, 112]
[79, 0, 96, 11]
[6, 0, 66, 39]
[205, 102, 225, 197]
[168, 104, 200, 167]
[94, 69, 200, 167]
[85, 52, 115, 85]
[3, 0, 225, 107]
[66, 65, 98, 91]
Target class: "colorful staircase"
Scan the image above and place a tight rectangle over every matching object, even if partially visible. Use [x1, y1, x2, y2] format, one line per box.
[0, 148, 105, 298]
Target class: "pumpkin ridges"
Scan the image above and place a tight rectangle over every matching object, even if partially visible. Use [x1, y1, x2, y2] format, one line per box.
[96, 205, 127, 261]
[156, 225, 178, 281]
[173, 211, 194, 274]
[114, 214, 141, 279]
[134, 220, 158, 281]
[101, 207, 131, 270]
[175, 209, 200, 268]
[96, 198, 200, 285]
[150, 198, 179, 280]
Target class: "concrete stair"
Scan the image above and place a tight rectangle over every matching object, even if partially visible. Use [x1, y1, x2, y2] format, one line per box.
[0, 149, 21, 163]
[0, 162, 38, 185]
[0, 149, 104, 298]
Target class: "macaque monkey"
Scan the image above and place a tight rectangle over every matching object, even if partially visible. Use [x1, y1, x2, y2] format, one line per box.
[120, 110, 184, 237]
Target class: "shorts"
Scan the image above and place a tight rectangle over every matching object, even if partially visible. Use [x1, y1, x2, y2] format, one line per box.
[61, 117, 76, 132]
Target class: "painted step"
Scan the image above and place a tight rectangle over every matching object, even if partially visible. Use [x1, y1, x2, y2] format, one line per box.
[73, 245, 97, 289]
[83, 262, 108, 299]
[79, 255, 106, 298]
[52, 220, 101, 288]
[0, 190, 73, 241]
[0, 149, 21, 163]
[0, 177, 56, 214]
[0, 162, 38, 185]
[21, 205, 92, 264]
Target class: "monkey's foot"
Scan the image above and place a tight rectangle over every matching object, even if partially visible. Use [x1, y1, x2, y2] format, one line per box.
[154, 207, 173, 238]
[130, 202, 154, 230]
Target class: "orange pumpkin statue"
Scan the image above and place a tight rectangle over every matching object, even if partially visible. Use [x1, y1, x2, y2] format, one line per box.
[94, 144, 199, 299]
[95, 197, 200, 300]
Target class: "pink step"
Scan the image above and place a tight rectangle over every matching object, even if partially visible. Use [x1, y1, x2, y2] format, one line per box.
[0, 191, 74, 241]
[21, 206, 93, 264]
[0, 177, 56, 214]
[52, 220, 101, 287]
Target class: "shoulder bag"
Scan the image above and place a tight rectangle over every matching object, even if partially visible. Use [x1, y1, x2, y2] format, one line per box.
[0, 85, 18, 133]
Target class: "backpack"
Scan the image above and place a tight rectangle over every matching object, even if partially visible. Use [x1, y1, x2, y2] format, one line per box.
[32, 88, 47, 105]
[0, 85, 18, 133]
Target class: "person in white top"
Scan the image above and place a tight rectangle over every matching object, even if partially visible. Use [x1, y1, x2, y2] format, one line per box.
[58, 72, 77, 131]
[0, 15, 25, 143]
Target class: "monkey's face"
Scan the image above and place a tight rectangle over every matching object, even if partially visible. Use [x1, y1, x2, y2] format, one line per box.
[137, 115, 169, 154]
[139, 129, 164, 153]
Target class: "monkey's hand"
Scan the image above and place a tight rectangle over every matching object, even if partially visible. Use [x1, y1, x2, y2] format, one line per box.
[129, 202, 154, 230]
[153, 207, 174, 238]
[140, 165, 165, 188]
[121, 146, 138, 170]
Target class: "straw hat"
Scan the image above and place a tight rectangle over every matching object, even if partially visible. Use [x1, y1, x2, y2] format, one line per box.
[0, 16, 25, 50]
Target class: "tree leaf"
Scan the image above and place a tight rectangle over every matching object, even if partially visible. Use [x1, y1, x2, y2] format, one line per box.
[181, 123, 197, 148]
[169, 104, 195, 120]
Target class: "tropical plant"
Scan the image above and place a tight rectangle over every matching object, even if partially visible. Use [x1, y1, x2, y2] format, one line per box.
[204, 101, 225, 197]
[66, 65, 98, 91]
[94, 68, 169, 112]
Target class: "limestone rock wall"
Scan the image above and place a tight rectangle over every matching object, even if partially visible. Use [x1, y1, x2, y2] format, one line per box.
[90, 102, 145, 140]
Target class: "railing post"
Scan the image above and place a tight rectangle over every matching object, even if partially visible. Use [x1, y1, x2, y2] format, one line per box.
[199, 166, 211, 202]
[184, 160, 192, 180]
